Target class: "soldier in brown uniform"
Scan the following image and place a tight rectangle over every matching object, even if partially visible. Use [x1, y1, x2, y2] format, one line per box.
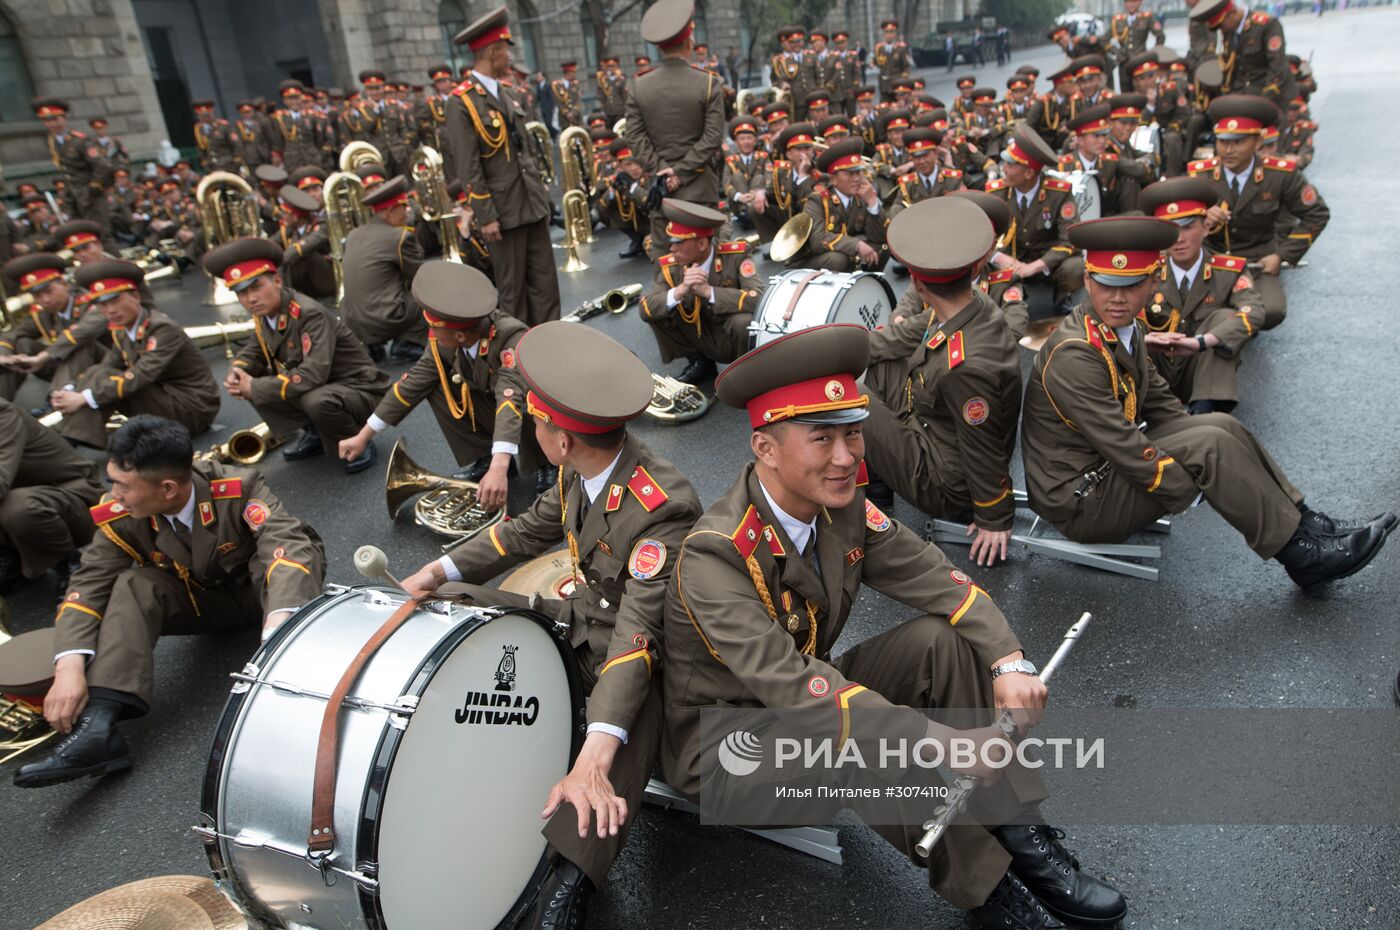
[1109, 0, 1165, 93]
[641, 200, 762, 385]
[445, 7, 561, 327]
[624, 0, 727, 259]
[551, 62, 584, 129]
[1025, 64, 1080, 152]
[662, 323, 1126, 930]
[14, 415, 325, 787]
[50, 262, 219, 449]
[596, 56, 627, 124]
[722, 115, 771, 232]
[1191, 0, 1294, 104]
[33, 98, 114, 242]
[191, 100, 236, 172]
[339, 177, 427, 360]
[770, 27, 809, 118]
[597, 137, 652, 259]
[788, 139, 889, 272]
[1047, 23, 1108, 62]
[873, 19, 912, 103]
[1021, 216, 1395, 591]
[1057, 104, 1147, 219]
[750, 122, 821, 244]
[892, 128, 963, 216]
[203, 239, 386, 474]
[270, 185, 335, 301]
[231, 101, 274, 171]
[341, 261, 551, 503]
[399, 323, 701, 930]
[340, 72, 397, 172]
[1136, 178, 1264, 414]
[268, 82, 323, 174]
[0, 254, 108, 403]
[1188, 95, 1328, 329]
[417, 64, 457, 180]
[0, 398, 104, 592]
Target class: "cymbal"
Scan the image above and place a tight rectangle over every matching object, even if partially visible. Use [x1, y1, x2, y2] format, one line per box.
[769, 213, 813, 264]
[34, 876, 245, 930]
[498, 550, 579, 600]
[1018, 317, 1061, 353]
[0, 628, 57, 696]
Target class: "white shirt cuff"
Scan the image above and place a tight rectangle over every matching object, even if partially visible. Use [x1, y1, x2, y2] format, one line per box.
[587, 722, 629, 744]
[437, 555, 463, 583]
[491, 441, 519, 458]
[54, 649, 94, 664]
[865, 203, 880, 215]
[666, 287, 681, 309]
[81, 389, 99, 409]
[366, 413, 389, 433]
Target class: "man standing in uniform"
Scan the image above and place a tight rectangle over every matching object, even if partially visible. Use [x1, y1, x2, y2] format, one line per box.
[1110, 0, 1165, 93]
[596, 56, 628, 125]
[50, 262, 219, 449]
[641, 200, 763, 386]
[204, 239, 386, 475]
[552, 63, 584, 130]
[1025, 64, 1080, 152]
[418, 64, 458, 180]
[191, 101, 236, 173]
[270, 82, 324, 174]
[1191, 0, 1294, 103]
[624, 0, 727, 260]
[14, 415, 325, 787]
[445, 6, 561, 327]
[340, 176, 427, 360]
[1188, 94, 1327, 329]
[663, 323, 1127, 930]
[340, 261, 551, 504]
[770, 28, 808, 119]
[788, 139, 888, 273]
[873, 19, 912, 103]
[400, 323, 701, 930]
[232, 101, 274, 172]
[1021, 216, 1395, 591]
[33, 98, 113, 242]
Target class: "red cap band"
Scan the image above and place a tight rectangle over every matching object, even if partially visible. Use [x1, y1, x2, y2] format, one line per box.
[424, 309, 472, 330]
[1132, 60, 1160, 76]
[666, 221, 715, 240]
[884, 117, 909, 130]
[370, 191, 409, 211]
[63, 231, 100, 249]
[296, 176, 322, 190]
[19, 268, 63, 292]
[1002, 138, 1045, 172]
[527, 390, 619, 434]
[784, 132, 815, 147]
[468, 24, 512, 50]
[1077, 116, 1110, 134]
[765, 108, 790, 123]
[656, 21, 693, 49]
[1151, 198, 1209, 221]
[1084, 249, 1163, 278]
[222, 259, 277, 285]
[1207, 1, 1236, 28]
[1214, 115, 1264, 135]
[1110, 104, 1143, 120]
[88, 278, 137, 297]
[35, 105, 65, 118]
[361, 75, 385, 86]
[906, 137, 938, 153]
[745, 373, 868, 429]
[826, 152, 863, 172]
[613, 145, 634, 159]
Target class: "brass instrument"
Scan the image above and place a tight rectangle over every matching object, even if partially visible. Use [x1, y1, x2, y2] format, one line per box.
[324, 170, 371, 304]
[561, 296, 603, 323]
[385, 438, 504, 550]
[195, 171, 261, 306]
[558, 126, 597, 242]
[1, 283, 27, 330]
[39, 409, 127, 431]
[410, 145, 464, 264]
[769, 212, 814, 263]
[198, 422, 285, 465]
[119, 246, 182, 285]
[339, 140, 385, 173]
[602, 282, 642, 313]
[183, 319, 257, 359]
[525, 121, 556, 186]
[645, 373, 712, 424]
[0, 609, 57, 766]
[559, 190, 591, 273]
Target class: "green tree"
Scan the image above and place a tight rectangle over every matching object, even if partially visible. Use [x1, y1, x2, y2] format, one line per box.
[978, 0, 1074, 34]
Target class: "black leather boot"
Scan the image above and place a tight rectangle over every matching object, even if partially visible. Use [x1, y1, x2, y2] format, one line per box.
[1298, 503, 1399, 539]
[536, 465, 560, 497]
[1275, 521, 1387, 590]
[618, 232, 645, 258]
[994, 824, 1127, 925]
[0, 546, 21, 591]
[677, 354, 718, 385]
[390, 340, 424, 362]
[344, 439, 377, 475]
[864, 473, 895, 513]
[527, 857, 594, 930]
[366, 341, 387, 363]
[282, 425, 323, 460]
[14, 698, 131, 788]
[968, 870, 1065, 930]
[452, 456, 493, 482]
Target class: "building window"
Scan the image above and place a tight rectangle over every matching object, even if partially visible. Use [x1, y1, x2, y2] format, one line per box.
[513, 0, 541, 73]
[440, 0, 469, 75]
[694, 0, 709, 46]
[578, 11, 598, 72]
[0, 11, 35, 124]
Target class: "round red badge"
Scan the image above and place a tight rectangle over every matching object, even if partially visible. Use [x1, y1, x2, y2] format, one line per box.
[628, 538, 667, 580]
[243, 499, 270, 530]
[301, 333, 312, 354]
[950, 570, 969, 585]
[962, 396, 990, 426]
[808, 676, 830, 698]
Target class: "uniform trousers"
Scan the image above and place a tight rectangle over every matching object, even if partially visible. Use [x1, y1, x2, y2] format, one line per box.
[0, 485, 95, 577]
[493, 219, 561, 327]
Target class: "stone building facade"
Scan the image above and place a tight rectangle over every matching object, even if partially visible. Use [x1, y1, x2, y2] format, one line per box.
[1, 0, 970, 185]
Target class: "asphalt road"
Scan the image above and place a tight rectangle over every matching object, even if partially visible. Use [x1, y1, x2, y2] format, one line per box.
[4, 10, 1399, 930]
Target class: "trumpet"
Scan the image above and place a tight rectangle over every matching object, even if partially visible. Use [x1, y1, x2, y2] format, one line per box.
[645, 373, 712, 424]
[198, 422, 285, 465]
[385, 438, 504, 550]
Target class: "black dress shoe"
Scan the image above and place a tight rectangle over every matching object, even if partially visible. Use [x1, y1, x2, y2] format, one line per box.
[1275, 521, 1387, 590]
[0, 546, 22, 592]
[968, 870, 1064, 930]
[892, 262, 910, 277]
[344, 439, 377, 475]
[536, 465, 560, 497]
[452, 457, 493, 482]
[527, 857, 594, 930]
[14, 698, 131, 788]
[618, 233, 645, 258]
[30, 403, 53, 418]
[282, 425, 324, 460]
[994, 824, 1127, 925]
[677, 354, 718, 385]
[864, 474, 895, 513]
[367, 342, 387, 363]
[1299, 504, 1399, 539]
[1186, 399, 1217, 415]
[390, 341, 424, 362]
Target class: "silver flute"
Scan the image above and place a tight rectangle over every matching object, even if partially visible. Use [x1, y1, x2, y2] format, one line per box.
[914, 612, 1092, 859]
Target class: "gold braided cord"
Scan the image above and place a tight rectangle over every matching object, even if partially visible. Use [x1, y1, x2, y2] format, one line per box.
[744, 554, 778, 620]
[428, 337, 475, 426]
[456, 88, 511, 160]
[800, 599, 820, 655]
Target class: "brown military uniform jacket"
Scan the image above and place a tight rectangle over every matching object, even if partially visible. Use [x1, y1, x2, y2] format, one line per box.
[340, 216, 425, 346]
[597, 70, 628, 122]
[624, 59, 727, 205]
[273, 220, 336, 300]
[1055, 151, 1145, 218]
[1025, 92, 1081, 151]
[661, 463, 1021, 798]
[372, 310, 533, 468]
[81, 308, 220, 423]
[338, 104, 395, 170]
[722, 150, 772, 203]
[1110, 10, 1164, 59]
[1022, 306, 1198, 526]
[231, 116, 274, 169]
[1187, 155, 1328, 263]
[56, 460, 325, 657]
[864, 291, 1022, 530]
[193, 118, 237, 172]
[444, 74, 551, 230]
[49, 131, 113, 205]
[893, 167, 964, 213]
[872, 40, 912, 98]
[448, 435, 701, 732]
[794, 188, 889, 268]
[770, 52, 808, 105]
[550, 78, 582, 128]
[641, 241, 763, 363]
[415, 95, 458, 180]
[0, 292, 109, 380]
[761, 161, 822, 222]
[985, 176, 1079, 270]
[1220, 10, 1295, 102]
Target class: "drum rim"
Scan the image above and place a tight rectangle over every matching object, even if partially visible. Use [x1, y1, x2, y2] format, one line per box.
[355, 604, 586, 930]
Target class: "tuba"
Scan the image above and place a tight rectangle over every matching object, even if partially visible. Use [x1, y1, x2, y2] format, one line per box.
[385, 438, 504, 550]
[339, 140, 385, 174]
[324, 171, 371, 304]
[558, 190, 591, 273]
[646, 374, 712, 423]
[195, 171, 261, 306]
[558, 126, 597, 206]
[410, 145, 464, 264]
[198, 422, 284, 465]
[524, 121, 555, 186]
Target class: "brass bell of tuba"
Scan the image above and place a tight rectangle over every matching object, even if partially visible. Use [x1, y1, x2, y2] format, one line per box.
[324, 170, 371, 305]
[385, 438, 504, 550]
[769, 212, 814, 264]
[409, 145, 465, 264]
[339, 140, 385, 173]
[524, 121, 555, 186]
[195, 171, 262, 306]
[558, 126, 597, 242]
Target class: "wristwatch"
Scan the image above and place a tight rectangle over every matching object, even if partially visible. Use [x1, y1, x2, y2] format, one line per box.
[1195, 334, 1209, 353]
[991, 658, 1038, 679]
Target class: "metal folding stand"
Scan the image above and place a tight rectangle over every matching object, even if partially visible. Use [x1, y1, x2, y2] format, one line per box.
[642, 778, 844, 865]
[1011, 513, 1172, 581]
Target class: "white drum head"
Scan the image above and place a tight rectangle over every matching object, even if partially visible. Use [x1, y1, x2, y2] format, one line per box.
[377, 612, 575, 929]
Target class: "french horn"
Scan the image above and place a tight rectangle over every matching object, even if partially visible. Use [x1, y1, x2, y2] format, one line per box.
[385, 438, 504, 550]
[645, 374, 712, 424]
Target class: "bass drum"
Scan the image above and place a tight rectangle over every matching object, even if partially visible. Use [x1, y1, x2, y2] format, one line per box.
[749, 269, 894, 348]
[198, 585, 583, 930]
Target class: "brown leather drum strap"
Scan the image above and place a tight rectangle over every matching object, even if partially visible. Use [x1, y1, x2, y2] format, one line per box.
[307, 596, 421, 854]
[782, 271, 824, 322]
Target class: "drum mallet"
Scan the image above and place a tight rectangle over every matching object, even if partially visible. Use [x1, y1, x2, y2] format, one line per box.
[354, 545, 405, 591]
[913, 612, 1092, 860]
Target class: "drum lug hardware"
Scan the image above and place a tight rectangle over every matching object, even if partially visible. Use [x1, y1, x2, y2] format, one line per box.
[230, 662, 260, 694]
[191, 823, 218, 845]
[323, 583, 351, 596]
[388, 695, 419, 730]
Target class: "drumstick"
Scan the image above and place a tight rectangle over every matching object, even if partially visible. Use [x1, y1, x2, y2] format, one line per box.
[354, 545, 405, 591]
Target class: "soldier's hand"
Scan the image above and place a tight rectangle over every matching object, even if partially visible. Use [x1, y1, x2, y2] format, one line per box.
[402, 563, 444, 600]
[657, 168, 680, 193]
[476, 459, 510, 512]
[856, 241, 880, 267]
[1257, 253, 1283, 275]
[927, 721, 1009, 783]
[45, 657, 89, 734]
[224, 367, 252, 398]
[261, 609, 293, 643]
[682, 264, 711, 299]
[542, 731, 627, 838]
[991, 658, 1048, 735]
[751, 189, 769, 214]
[480, 220, 503, 243]
[338, 429, 372, 462]
[1143, 331, 1178, 354]
[1204, 204, 1230, 233]
[966, 524, 1011, 567]
[50, 388, 86, 415]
